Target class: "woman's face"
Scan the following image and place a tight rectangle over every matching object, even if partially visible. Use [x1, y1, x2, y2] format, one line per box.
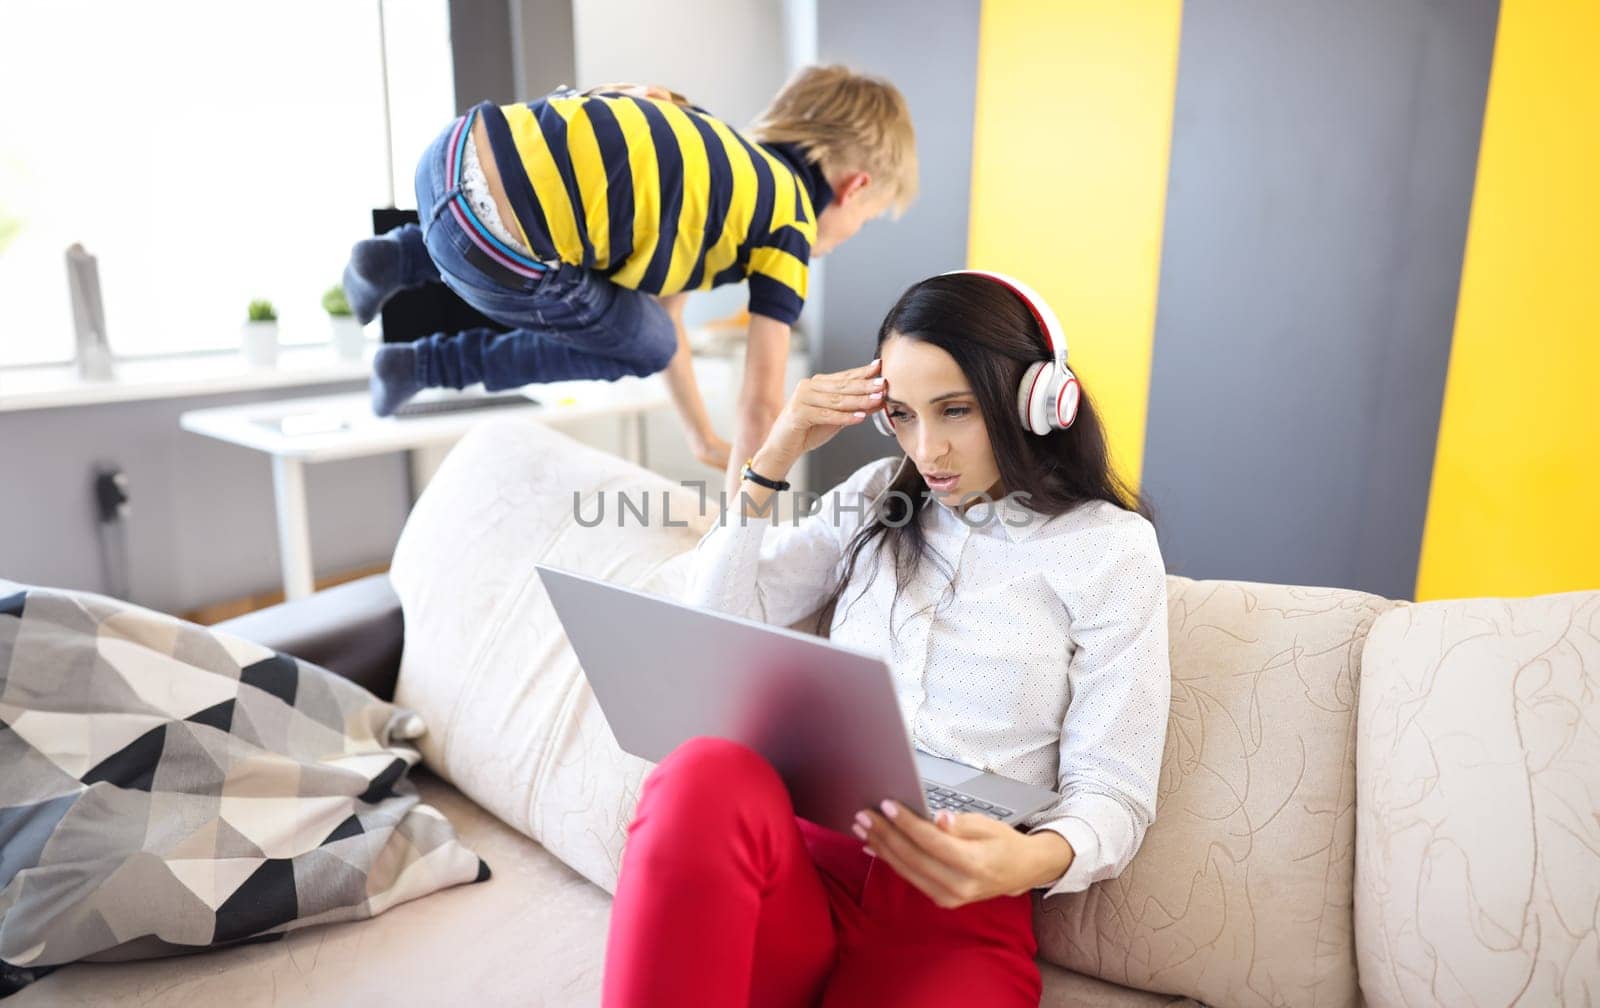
[879, 335, 1004, 509]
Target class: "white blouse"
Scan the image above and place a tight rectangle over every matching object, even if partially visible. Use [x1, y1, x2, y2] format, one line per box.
[687, 457, 1171, 898]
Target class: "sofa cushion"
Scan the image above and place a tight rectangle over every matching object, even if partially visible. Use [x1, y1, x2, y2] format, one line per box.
[389, 419, 712, 892]
[1040, 961, 1203, 1007]
[19, 773, 1205, 1007]
[1355, 590, 1600, 1007]
[1034, 578, 1396, 1008]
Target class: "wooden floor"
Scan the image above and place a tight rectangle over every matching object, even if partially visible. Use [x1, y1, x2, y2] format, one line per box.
[180, 563, 389, 625]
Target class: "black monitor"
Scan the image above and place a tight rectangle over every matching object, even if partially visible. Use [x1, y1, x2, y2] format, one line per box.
[373, 208, 513, 344]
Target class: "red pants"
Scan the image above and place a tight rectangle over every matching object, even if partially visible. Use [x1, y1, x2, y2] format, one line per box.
[603, 737, 1042, 1007]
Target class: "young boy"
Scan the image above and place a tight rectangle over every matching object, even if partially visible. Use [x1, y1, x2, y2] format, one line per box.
[344, 66, 916, 476]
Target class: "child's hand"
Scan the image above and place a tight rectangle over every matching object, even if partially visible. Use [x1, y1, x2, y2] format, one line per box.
[690, 432, 731, 471]
[767, 358, 886, 459]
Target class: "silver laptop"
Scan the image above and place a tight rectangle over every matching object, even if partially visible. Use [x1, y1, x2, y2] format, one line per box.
[535, 564, 1060, 835]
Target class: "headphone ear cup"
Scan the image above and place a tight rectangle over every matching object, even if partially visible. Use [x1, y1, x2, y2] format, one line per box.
[872, 410, 896, 437]
[1053, 366, 1081, 429]
[1018, 360, 1054, 435]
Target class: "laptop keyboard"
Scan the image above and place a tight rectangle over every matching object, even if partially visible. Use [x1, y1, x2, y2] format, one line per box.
[922, 782, 1014, 819]
[392, 393, 539, 417]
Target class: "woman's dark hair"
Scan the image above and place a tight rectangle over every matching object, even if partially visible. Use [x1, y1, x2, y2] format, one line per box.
[813, 272, 1151, 634]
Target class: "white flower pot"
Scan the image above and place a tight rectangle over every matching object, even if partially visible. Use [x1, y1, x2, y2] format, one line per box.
[330, 316, 366, 361]
[242, 320, 279, 367]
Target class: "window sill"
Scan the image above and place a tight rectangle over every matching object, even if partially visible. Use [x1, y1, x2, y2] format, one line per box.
[0, 345, 374, 414]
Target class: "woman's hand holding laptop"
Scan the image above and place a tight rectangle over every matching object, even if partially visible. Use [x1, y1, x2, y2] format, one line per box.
[853, 800, 1076, 910]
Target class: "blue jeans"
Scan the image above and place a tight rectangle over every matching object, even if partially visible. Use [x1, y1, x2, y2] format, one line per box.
[393, 115, 677, 390]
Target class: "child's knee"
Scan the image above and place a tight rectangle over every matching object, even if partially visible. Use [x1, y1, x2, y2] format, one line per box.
[636, 308, 678, 372]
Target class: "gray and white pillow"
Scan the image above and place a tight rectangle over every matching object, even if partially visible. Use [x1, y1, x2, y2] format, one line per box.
[0, 584, 487, 995]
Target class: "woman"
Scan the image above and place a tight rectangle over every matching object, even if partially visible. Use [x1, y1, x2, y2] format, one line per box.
[603, 272, 1171, 1007]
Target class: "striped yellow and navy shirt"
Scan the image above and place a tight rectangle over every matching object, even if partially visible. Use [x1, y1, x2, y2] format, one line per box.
[476, 92, 832, 326]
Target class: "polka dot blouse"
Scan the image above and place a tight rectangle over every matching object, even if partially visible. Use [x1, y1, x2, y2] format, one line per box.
[688, 457, 1171, 897]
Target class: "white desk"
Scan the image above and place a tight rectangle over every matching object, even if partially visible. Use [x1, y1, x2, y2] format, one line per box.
[180, 380, 668, 600]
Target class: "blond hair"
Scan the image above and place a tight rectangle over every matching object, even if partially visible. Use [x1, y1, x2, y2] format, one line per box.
[749, 65, 918, 218]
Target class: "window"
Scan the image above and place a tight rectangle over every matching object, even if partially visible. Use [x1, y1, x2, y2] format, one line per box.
[0, 0, 453, 366]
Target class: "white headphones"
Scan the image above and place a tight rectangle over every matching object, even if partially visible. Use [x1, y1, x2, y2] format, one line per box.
[872, 269, 1080, 438]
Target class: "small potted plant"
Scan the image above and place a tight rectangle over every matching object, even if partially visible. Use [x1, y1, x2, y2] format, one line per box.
[322, 284, 366, 361]
[242, 298, 279, 367]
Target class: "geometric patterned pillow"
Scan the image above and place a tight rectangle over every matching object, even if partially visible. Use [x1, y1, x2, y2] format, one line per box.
[0, 584, 487, 996]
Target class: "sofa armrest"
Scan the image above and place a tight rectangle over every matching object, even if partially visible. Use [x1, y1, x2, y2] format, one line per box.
[216, 574, 404, 700]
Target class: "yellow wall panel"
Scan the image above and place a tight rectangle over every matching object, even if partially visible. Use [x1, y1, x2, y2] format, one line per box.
[967, 0, 1183, 487]
[1416, 0, 1600, 600]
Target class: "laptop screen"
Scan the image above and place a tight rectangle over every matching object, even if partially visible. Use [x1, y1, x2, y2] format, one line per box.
[372, 208, 513, 345]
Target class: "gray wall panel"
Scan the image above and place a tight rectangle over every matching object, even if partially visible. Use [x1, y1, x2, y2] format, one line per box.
[811, 0, 981, 491]
[1142, 0, 1498, 599]
[0, 381, 408, 616]
[513, 0, 576, 98]
[451, 0, 576, 107]
[450, 0, 517, 109]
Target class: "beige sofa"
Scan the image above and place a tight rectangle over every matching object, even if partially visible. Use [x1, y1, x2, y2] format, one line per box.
[20, 420, 1599, 1007]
